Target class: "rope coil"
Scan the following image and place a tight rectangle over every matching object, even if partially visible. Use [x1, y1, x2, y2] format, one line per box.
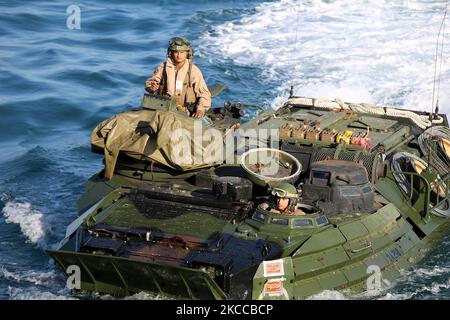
[418, 126, 450, 176]
[286, 97, 444, 129]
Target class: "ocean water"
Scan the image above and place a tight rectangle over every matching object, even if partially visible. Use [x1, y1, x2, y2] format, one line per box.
[0, 0, 449, 300]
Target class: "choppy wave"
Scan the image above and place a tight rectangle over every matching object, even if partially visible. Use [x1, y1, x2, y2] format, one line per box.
[307, 263, 450, 300]
[0, 267, 57, 286]
[0, 145, 102, 251]
[2, 201, 47, 246]
[378, 280, 450, 300]
[387, 264, 450, 299]
[200, 0, 450, 113]
[414, 266, 450, 277]
[8, 287, 73, 300]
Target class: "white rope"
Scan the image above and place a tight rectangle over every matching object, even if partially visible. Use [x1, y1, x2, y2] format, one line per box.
[418, 126, 450, 175]
[286, 97, 444, 129]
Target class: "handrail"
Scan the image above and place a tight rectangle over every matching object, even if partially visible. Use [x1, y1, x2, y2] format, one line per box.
[436, 173, 450, 209]
[391, 170, 449, 217]
[350, 242, 372, 253]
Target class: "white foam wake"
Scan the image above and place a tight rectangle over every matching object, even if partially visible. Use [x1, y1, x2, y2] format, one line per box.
[2, 200, 46, 246]
[125, 291, 171, 300]
[8, 287, 73, 300]
[378, 279, 450, 300]
[200, 0, 450, 114]
[0, 267, 57, 286]
[306, 290, 348, 300]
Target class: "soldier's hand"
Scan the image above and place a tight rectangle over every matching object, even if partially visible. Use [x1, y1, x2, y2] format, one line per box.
[193, 109, 205, 118]
[146, 80, 160, 92]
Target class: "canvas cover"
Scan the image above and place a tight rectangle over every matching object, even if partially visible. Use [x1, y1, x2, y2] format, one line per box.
[91, 109, 224, 179]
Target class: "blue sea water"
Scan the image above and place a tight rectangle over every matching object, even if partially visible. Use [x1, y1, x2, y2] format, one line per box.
[0, 0, 449, 300]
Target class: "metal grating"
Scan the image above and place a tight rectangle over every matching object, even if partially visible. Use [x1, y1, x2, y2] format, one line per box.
[312, 148, 335, 163]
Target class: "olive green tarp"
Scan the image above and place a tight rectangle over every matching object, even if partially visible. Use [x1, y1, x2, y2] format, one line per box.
[91, 109, 224, 179]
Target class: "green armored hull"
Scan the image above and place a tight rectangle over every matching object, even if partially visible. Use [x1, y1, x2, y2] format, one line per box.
[48, 94, 450, 299]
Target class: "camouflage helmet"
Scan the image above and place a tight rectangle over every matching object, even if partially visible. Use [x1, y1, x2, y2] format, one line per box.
[271, 183, 298, 198]
[168, 37, 193, 57]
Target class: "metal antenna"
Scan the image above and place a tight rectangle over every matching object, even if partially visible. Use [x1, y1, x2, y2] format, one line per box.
[428, 1, 448, 172]
[290, 3, 302, 98]
[431, 0, 448, 121]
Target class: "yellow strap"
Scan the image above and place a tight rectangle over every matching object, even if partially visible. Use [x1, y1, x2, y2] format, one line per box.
[440, 138, 450, 158]
[411, 159, 426, 174]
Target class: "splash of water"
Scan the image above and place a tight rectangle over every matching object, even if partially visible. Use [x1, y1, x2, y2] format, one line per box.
[2, 201, 46, 246]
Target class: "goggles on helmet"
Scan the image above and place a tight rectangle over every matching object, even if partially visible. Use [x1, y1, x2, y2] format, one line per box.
[170, 37, 190, 46]
[169, 37, 191, 52]
[271, 187, 297, 198]
[272, 188, 288, 198]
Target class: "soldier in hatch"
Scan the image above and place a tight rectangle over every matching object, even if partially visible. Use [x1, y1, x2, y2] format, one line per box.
[145, 37, 211, 118]
[269, 183, 305, 215]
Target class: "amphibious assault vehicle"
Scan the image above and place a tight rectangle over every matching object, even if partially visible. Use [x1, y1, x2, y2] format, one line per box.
[48, 91, 450, 299]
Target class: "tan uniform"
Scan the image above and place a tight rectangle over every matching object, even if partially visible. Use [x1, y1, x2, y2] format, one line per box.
[146, 58, 211, 113]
